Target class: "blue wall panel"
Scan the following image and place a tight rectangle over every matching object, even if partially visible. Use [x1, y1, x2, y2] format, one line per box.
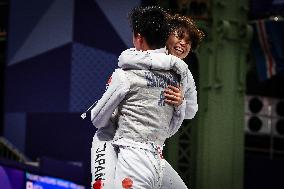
[4, 44, 72, 112]
[4, 0, 142, 185]
[70, 43, 117, 112]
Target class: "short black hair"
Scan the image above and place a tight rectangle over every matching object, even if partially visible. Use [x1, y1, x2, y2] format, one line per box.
[129, 6, 170, 49]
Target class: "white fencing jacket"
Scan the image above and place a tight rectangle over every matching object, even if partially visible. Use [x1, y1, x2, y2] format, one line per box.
[91, 48, 197, 146]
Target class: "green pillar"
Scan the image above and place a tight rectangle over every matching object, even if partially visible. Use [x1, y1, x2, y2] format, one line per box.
[195, 0, 253, 189]
[165, 1, 253, 188]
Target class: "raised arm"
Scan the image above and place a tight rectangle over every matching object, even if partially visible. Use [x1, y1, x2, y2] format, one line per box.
[91, 69, 130, 129]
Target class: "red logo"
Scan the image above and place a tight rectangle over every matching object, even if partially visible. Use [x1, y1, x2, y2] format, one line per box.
[107, 76, 112, 85]
[122, 177, 133, 189]
[93, 179, 103, 189]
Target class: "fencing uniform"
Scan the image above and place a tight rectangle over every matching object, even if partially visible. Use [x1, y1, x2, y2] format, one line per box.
[90, 48, 197, 188]
[91, 117, 118, 189]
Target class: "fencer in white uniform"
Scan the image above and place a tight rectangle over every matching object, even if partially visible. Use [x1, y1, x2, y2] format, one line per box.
[90, 6, 200, 189]
[90, 47, 197, 188]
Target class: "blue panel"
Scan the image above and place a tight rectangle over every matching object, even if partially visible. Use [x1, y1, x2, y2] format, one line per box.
[25, 112, 95, 185]
[70, 43, 117, 112]
[8, 0, 74, 66]
[96, 0, 141, 48]
[0, 165, 25, 189]
[8, 0, 54, 63]
[4, 44, 72, 112]
[3, 113, 27, 152]
[25, 112, 95, 161]
[73, 0, 127, 55]
[26, 171, 86, 189]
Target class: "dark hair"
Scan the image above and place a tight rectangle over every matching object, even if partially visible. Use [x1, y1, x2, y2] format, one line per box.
[129, 6, 170, 49]
[169, 14, 205, 51]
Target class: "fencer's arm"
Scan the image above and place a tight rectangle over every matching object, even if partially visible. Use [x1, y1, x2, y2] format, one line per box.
[167, 55, 198, 119]
[167, 70, 198, 137]
[167, 100, 186, 137]
[91, 69, 130, 129]
[183, 70, 198, 119]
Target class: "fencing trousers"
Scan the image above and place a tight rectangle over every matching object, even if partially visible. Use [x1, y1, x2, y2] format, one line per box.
[114, 146, 165, 189]
[91, 123, 187, 189]
[91, 126, 118, 189]
[92, 141, 188, 188]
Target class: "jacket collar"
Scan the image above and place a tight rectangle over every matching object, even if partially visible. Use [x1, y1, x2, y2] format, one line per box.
[118, 48, 189, 81]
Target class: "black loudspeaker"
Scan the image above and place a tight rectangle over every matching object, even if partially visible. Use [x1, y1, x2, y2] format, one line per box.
[245, 115, 271, 135]
[245, 96, 284, 159]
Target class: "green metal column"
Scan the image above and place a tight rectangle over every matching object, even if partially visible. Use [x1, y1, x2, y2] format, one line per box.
[195, 0, 253, 189]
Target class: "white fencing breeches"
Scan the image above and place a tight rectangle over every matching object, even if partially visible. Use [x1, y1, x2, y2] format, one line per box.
[114, 146, 165, 189]
[91, 138, 188, 189]
[91, 135, 117, 189]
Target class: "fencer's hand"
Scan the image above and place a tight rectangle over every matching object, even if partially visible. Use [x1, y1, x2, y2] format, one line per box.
[164, 85, 183, 107]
